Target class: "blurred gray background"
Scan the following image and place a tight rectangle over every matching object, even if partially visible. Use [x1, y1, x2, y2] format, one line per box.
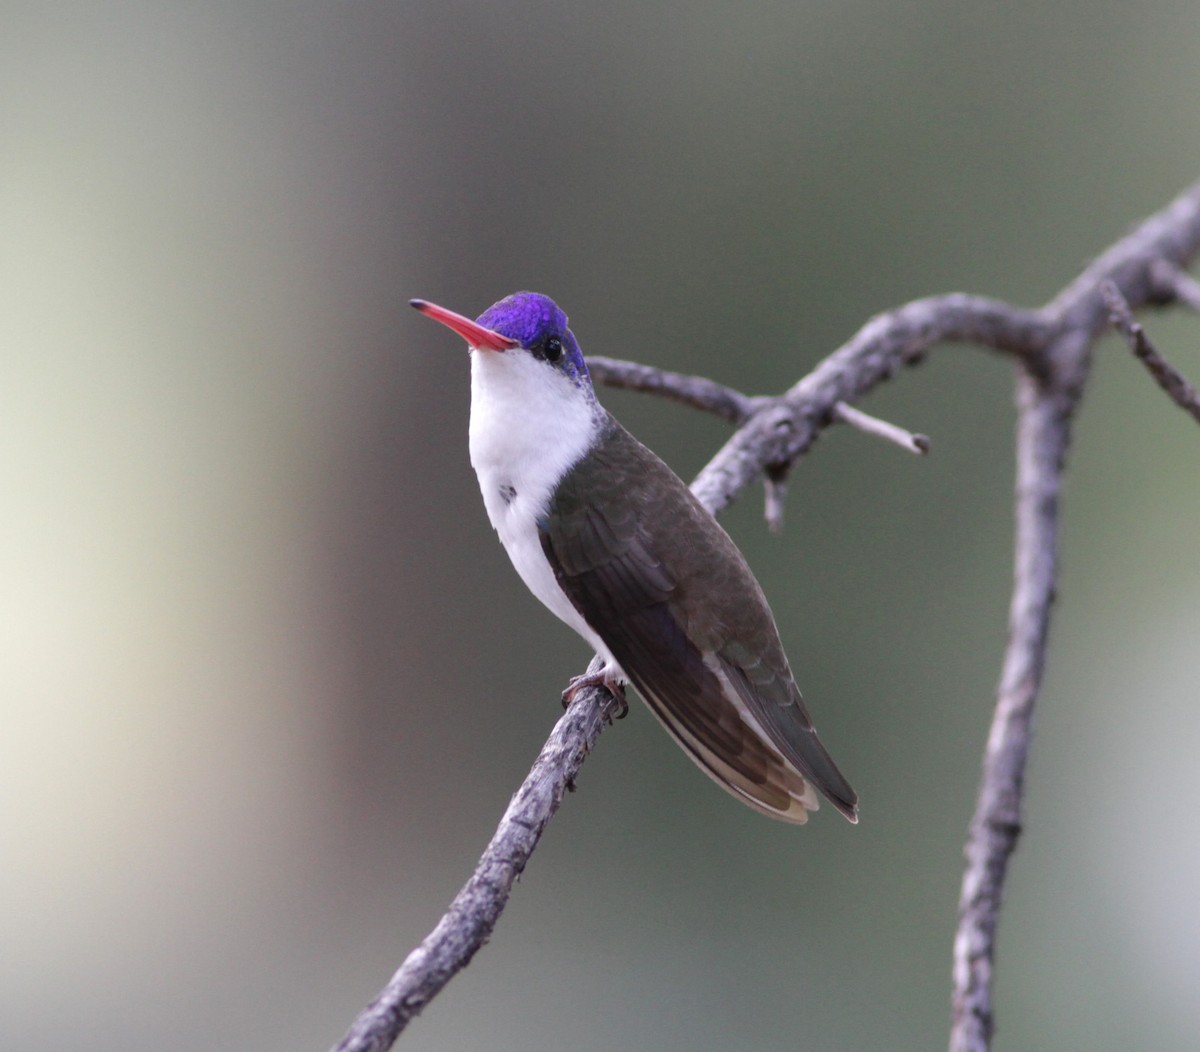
[3, 2, 1198, 1049]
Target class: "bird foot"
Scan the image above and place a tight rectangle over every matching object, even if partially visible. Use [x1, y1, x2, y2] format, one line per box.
[562, 671, 629, 721]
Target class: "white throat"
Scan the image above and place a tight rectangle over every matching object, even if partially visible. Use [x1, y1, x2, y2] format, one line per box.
[467, 348, 619, 671]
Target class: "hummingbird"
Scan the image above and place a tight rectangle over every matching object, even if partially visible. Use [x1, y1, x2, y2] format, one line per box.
[411, 292, 857, 824]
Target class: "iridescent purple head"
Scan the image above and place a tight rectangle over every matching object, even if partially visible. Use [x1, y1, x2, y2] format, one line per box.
[477, 292, 591, 389]
[410, 292, 592, 393]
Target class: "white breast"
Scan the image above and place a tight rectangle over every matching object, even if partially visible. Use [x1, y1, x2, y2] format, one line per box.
[467, 348, 621, 674]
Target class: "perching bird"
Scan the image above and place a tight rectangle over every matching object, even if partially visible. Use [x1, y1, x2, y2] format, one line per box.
[412, 292, 857, 824]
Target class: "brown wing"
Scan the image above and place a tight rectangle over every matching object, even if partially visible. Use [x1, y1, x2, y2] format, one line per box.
[540, 414, 857, 823]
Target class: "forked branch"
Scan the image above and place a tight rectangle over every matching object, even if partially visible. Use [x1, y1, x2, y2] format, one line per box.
[332, 180, 1200, 1052]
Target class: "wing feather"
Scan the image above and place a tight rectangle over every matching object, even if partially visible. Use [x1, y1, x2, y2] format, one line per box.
[541, 414, 857, 823]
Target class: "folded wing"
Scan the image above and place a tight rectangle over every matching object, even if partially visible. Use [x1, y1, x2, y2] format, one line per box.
[540, 415, 857, 823]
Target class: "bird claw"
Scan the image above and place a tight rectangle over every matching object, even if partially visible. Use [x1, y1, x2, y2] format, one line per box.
[607, 685, 630, 722]
[562, 671, 629, 721]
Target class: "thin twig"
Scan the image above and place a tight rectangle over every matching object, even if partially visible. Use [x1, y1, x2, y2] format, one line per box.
[583, 363, 930, 528]
[834, 401, 930, 454]
[1103, 280, 1200, 425]
[337, 179, 1200, 1052]
[332, 668, 623, 1052]
[586, 356, 757, 424]
[1150, 259, 1200, 313]
[763, 472, 789, 535]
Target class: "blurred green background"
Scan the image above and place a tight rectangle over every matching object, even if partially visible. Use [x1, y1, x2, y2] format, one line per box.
[3, 2, 1198, 1049]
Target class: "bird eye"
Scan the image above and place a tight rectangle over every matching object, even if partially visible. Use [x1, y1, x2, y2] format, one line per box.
[544, 336, 563, 363]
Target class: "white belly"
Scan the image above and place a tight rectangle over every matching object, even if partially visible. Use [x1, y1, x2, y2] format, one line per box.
[481, 476, 619, 673]
[467, 347, 623, 679]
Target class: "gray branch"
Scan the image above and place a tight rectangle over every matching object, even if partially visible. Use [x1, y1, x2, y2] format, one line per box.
[833, 401, 931, 455]
[1103, 280, 1200, 425]
[1151, 259, 1200, 314]
[950, 357, 1075, 1050]
[331, 179, 1200, 1052]
[331, 664, 622, 1052]
[586, 356, 758, 423]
